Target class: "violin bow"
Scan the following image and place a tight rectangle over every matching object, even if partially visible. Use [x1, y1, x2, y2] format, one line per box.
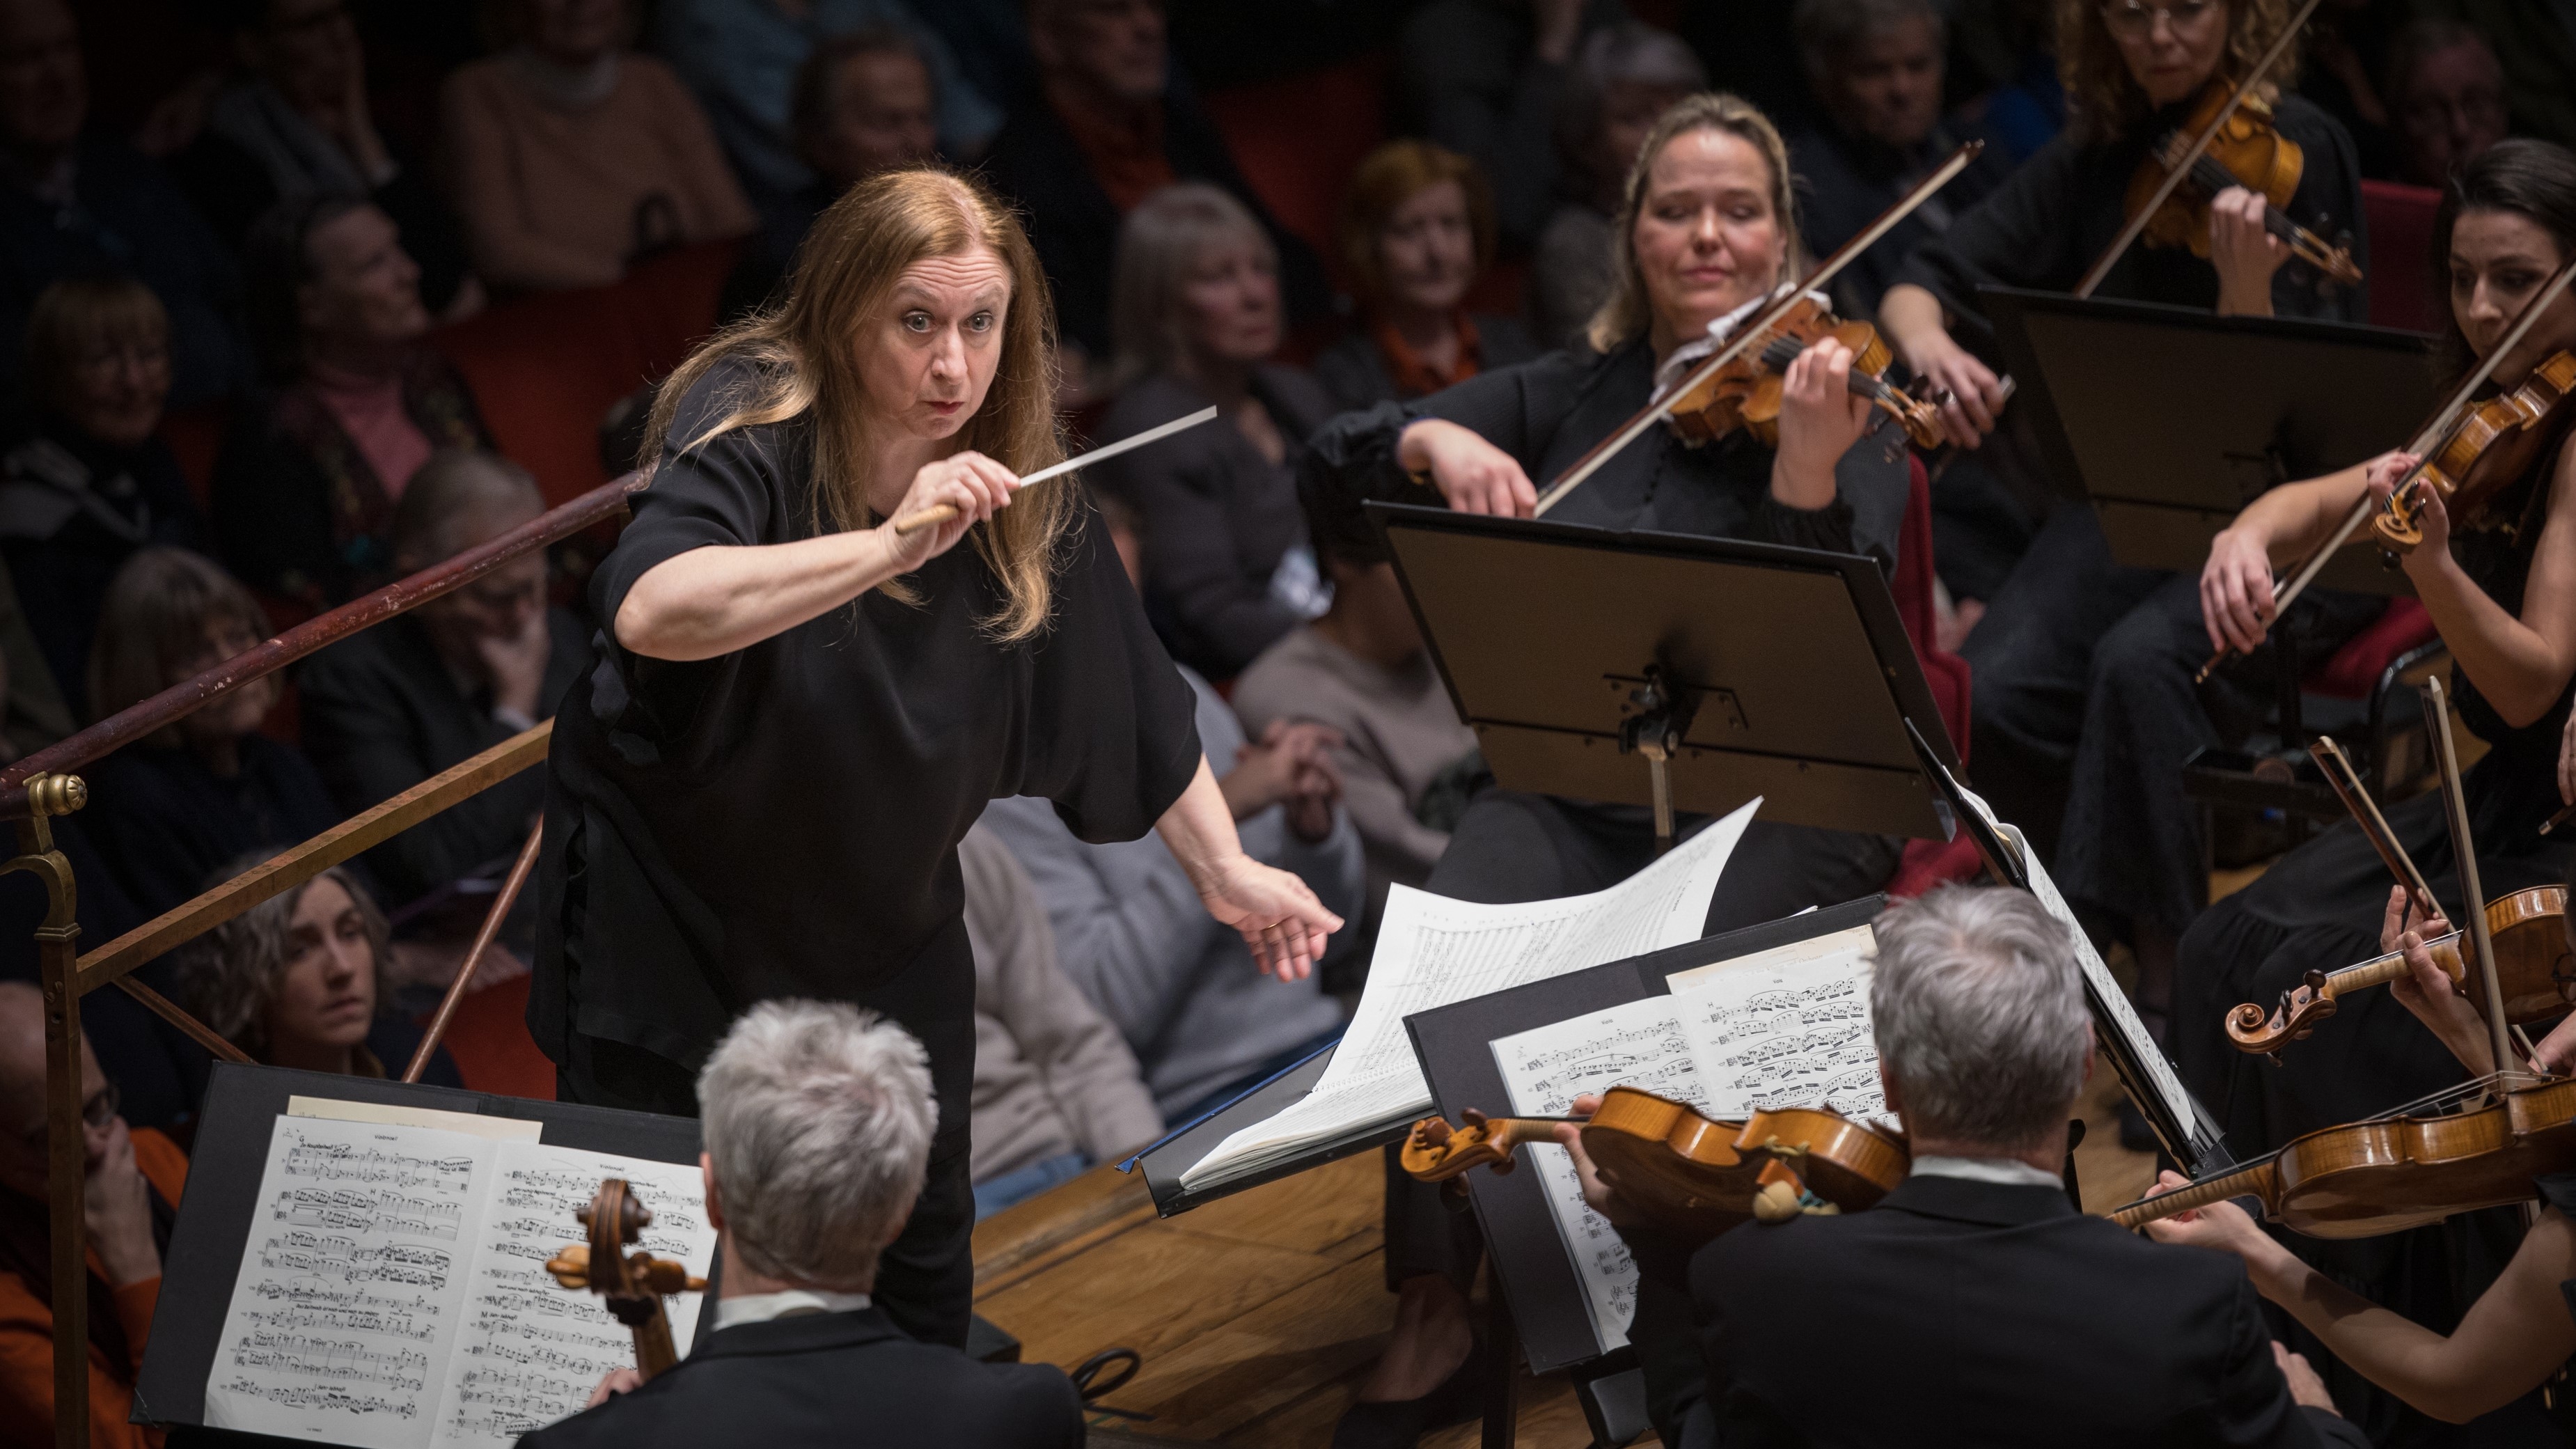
[2420, 676, 2521, 1073]
[2195, 249, 2576, 684]
[1530, 139, 1986, 518]
[2073, 0, 2326, 300]
[2307, 737, 2441, 918]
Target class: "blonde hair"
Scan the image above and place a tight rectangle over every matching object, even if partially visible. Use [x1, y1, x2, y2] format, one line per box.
[2055, 0, 2299, 146]
[643, 168, 1071, 644]
[88, 548, 274, 740]
[1108, 182, 1276, 387]
[26, 274, 167, 411]
[1337, 140, 1497, 311]
[1585, 93, 1800, 355]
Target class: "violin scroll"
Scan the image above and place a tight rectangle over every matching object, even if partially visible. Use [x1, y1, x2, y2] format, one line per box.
[549, 1179, 707, 1380]
[1399, 1108, 1563, 1183]
[2224, 970, 2337, 1056]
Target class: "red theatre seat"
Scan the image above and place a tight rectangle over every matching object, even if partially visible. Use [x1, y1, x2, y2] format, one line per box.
[1888, 453, 1983, 897]
[1202, 55, 1390, 279]
[423, 971, 558, 1102]
[2362, 180, 2442, 335]
[157, 401, 227, 515]
[2305, 596, 2436, 701]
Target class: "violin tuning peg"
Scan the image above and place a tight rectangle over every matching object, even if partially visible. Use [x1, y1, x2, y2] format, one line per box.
[1461, 1108, 1490, 1128]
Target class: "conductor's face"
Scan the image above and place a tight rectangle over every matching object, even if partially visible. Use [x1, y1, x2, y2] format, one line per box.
[858, 244, 1012, 442]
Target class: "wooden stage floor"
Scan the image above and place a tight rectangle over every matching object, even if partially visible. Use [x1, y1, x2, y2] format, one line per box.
[971, 1063, 2160, 1447]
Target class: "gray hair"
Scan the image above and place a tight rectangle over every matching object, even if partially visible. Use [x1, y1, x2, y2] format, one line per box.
[390, 449, 543, 569]
[697, 1001, 936, 1289]
[1793, 0, 1945, 82]
[1557, 22, 1709, 166]
[176, 859, 388, 1061]
[1870, 886, 2091, 1152]
[1109, 182, 1275, 386]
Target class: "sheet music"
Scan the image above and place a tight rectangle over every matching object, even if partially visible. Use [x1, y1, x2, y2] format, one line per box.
[435, 1145, 715, 1448]
[1667, 925, 1889, 1126]
[1179, 799, 1755, 1189]
[1491, 996, 1715, 1352]
[205, 1118, 493, 1447]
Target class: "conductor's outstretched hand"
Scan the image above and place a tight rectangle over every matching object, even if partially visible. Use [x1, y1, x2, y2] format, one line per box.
[1197, 854, 1342, 980]
[879, 450, 1018, 567]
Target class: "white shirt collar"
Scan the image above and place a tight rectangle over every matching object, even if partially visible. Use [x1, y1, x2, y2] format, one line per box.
[1648, 284, 1832, 402]
[712, 1287, 874, 1333]
[1908, 1154, 2066, 1189]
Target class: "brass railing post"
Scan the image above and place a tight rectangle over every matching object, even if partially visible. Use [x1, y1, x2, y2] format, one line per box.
[7, 772, 88, 1449]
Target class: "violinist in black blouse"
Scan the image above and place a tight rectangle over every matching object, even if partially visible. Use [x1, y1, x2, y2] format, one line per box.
[1303, 91, 1913, 1449]
[1874, 0, 2377, 1055]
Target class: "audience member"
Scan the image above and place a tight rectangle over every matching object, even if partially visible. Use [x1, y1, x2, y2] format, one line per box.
[1560, 886, 2362, 1448]
[652, 0, 998, 214]
[2294, 0, 2401, 182]
[0, 0, 251, 407]
[1397, 0, 1626, 251]
[1094, 184, 1337, 679]
[214, 196, 492, 608]
[0, 274, 204, 719]
[1786, 0, 2012, 319]
[76, 548, 340, 918]
[177, 858, 462, 1084]
[437, 0, 755, 294]
[1940, 0, 2063, 162]
[1527, 22, 1702, 349]
[0, 558, 70, 760]
[960, 823, 1161, 1218]
[980, 495, 1358, 1123]
[2412, 1, 2576, 157]
[297, 450, 581, 909]
[172, 0, 478, 318]
[1313, 141, 1542, 413]
[525, 1001, 1086, 1449]
[2382, 18, 2507, 190]
[1233, 472, 1479, 950]
[0, 981, 187, 1449]
[721, 26, 937, 320]
[981, 0, 1330, 366]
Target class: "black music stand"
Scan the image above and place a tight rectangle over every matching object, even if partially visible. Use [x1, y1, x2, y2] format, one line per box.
[1982, 285, 2436, 595]
[1367, 503, 1962, 849]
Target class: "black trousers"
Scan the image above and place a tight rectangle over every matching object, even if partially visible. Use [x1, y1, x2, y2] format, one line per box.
[558, 1031, 977, 1349]
[1381, 788, 1901, 1289]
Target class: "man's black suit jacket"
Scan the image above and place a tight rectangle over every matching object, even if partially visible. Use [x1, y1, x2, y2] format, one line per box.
[1642, 1174, 2371, 1449]
[515, 1306, 1084, 1448]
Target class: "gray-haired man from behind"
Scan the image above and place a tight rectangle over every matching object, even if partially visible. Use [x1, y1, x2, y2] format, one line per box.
[1564, 885, 2365, 1449]
[519, 1001, 1083, 1448]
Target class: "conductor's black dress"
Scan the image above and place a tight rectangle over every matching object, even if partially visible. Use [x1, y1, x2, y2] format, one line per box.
[531, 360, 1202, 1347]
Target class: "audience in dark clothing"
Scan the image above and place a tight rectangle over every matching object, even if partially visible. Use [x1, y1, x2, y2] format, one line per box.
[1094, 183, 1335, 680]
[436, 0, 753, 295]
[982, 0, 1328, 366]
[722, 26, 938, 322]
[298, 450, 581, 910]
[74, 548, 343, 919]
[0, 274, 203, 719]
[1397, 0, 1626, 252]
[0, 557, 69, 759]
[1785, 0, 2013, 320]
[0, 0, 253, 408]
[176, 859, 462, 1086]
[1313, 141, 1540, 413]
[2417, 0, 2576, 159]
[1526, 22, 1702, 349]
[2381, 17, 2508, 190]
[214, 196, 491, 608]
[169, 0, 479, 320]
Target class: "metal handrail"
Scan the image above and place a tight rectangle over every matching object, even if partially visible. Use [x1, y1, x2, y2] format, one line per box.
[6, 472, 640, 1449]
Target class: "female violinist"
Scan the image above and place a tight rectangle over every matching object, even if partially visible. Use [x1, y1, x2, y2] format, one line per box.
[1874, 0, 2376, 1030]
[2172, 137, 2576, 1442]
[1298, 92, 1908, 1448]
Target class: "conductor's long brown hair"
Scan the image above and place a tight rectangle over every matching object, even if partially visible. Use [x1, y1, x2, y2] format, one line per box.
[644, 168, 1074, 643]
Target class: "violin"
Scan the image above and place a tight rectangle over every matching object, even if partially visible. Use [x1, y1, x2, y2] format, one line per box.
[2110, 1070, 2576, 1239]
[2373, 349, 2576, 554]
[1662, 295, 1947, 457]
[2123, 81, 2362, 288]
[1402, 1086, 1908, 1242]
[545, 1178, 708, 1379]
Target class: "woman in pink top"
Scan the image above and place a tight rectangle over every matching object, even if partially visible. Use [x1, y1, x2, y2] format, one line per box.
[438, 0, 757, 292]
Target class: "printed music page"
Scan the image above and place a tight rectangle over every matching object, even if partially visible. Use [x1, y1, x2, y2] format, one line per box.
[204, 1116, 492, 1446]
[203, 1116, 716, 1449]
[1665, 923, 1889, 1126]
[1177, 798, 1757, 1190]
[1491, 996, 1715, 1351]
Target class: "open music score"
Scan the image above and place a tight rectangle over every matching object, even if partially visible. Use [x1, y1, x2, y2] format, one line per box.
[203, 1115, 715, 1449]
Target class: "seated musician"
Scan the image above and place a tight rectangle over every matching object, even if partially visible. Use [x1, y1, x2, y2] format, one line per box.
[1301, 91, 1910, 1446]
[1557, 886, 2363, 1448]
[1877, 0, 2376, 1033]
[2144, 865, 2576, 1427]
[2174, 137, 2576, 1441]
[526, 1001, 1082, 1448]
